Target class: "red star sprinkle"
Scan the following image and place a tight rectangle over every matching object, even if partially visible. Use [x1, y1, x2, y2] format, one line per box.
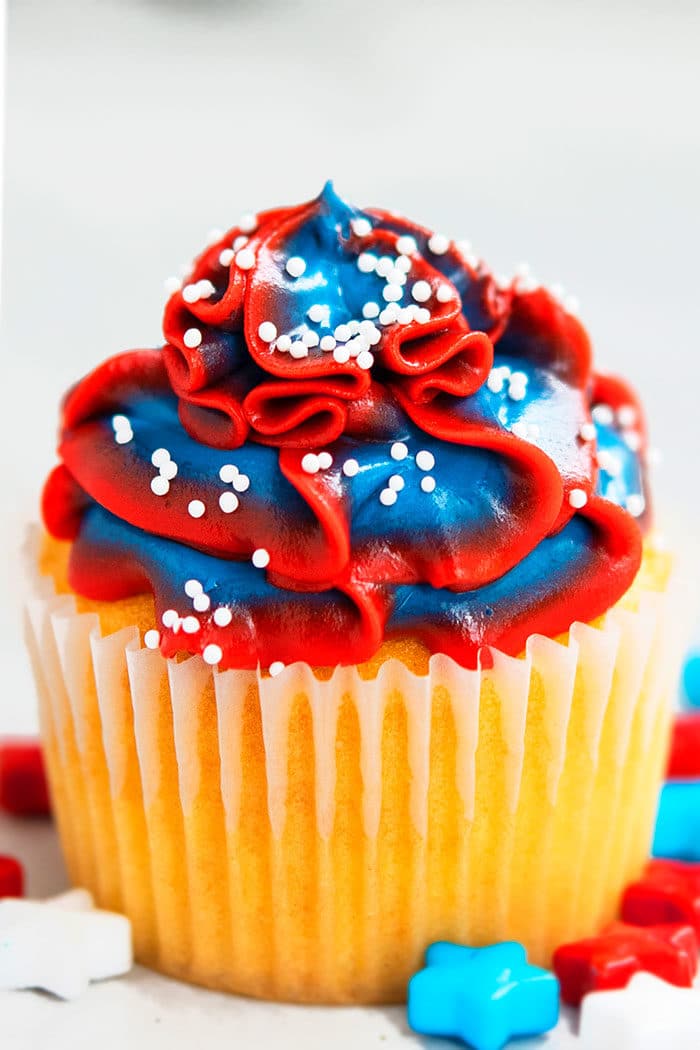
[622, 859, 700, 932]
[0, 855, 24, 898]
[553, 921, 698, 1006]
[0, 739, 51, 817]
[667, 714, 700, 779]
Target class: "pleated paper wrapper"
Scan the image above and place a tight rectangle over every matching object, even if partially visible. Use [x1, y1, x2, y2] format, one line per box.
[24, 553, 674, 1004]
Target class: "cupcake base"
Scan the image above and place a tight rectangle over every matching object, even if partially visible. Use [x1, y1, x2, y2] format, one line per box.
[25, 534, 673, 1003]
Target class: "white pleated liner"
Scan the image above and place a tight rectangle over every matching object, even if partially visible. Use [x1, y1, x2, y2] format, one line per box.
[23, 544, 675, 998]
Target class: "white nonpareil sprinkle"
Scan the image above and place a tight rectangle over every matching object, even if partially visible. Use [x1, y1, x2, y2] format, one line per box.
[375, 256, 394, 278]
[252, 548, 270, 569]
[624, 430, 643, 452]
[333, 345, 351, 364]
[579, 422, 597, 442]
[213, 607, 233, 627]
[290, 341, 309, 359]
[235, 248, 255, 270]
[342, 458, 360, 477]
[415, 307, 431, 324]
[193, 593, 211, 612]
[219, 463, 239, 483]
[592, 404, 614, 426]
[334, 323, 350, 342]
[185, 579, 203, 598]
[219, 491, 239, 513]
[421, 476, 436, 493]
[436, 283, 455, 303]
[150, 476, 170, 496]
[258, 321, 277, 343]
[568, 488, 588, 509]
[232, 473, 250, 493]
[626, 494, 645, 517]
[320, 335, 337, 352]
[487, 371, 505, 394]
[151, 447, 170, 468]
[203, 644, 223, 666]
[182, 616, 200, 634]
[416, 449, 435, 471]
[233, 235, 249, 251]
[238, 213, 258, 233]
[160, 460, 178, 481]
[617, 404, 637, 427]
[380, 487, 398, 506]
[162, 609, 179, 628]
[144, 629, 160, 650]
[114, 429, 133, 445]
[219, 248, 234, 267]
[302, 330, 320, 347]
[286, 256, 306, 278]
[112, 414, 131, 430]
[269, 661, 286, 677]
[388, 474, 405, 491]
[357, 253, 377, 274]
[411, 280, 432, 303]
[276, 334, 292, 352]
[188, 499, 206, 518]
[391, 441, 408, 461]
[428, 233, 449, 255]
[351, 217, 372, 237]
[362, 301, 380, 319]
[183, 328, 202, 349]
[357, 350, 374, 370]
[317, 451, 333, 469]
[383, 283, 403, 303]
[301, 453, 320, 474]
[396, 235, 417, 256]
[395, 255, 411, 274]
[307, 304, 326, 323]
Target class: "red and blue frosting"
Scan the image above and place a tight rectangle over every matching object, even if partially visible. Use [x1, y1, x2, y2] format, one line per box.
[42, 184, 649, 670]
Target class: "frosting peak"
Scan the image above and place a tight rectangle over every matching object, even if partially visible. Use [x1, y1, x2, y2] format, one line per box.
[42, 188, 650, 671]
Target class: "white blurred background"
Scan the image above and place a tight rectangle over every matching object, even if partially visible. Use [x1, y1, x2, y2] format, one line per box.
[2, 0, 699, 733]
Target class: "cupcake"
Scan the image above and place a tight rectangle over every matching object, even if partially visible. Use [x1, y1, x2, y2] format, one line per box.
[27, 183, 673, 1004]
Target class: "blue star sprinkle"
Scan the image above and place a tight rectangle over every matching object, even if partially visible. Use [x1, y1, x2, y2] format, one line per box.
[407, 941, 560, 1050]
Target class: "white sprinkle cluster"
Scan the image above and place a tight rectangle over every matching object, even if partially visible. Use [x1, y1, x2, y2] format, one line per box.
[374, 442, 439, 505]
[182, 279, 216, 304]
[112, 414, 133, 445]
[301, 450, 333, 474]
[150, 447, 178, 496]
[218, 461, 250, 511]
[487, 365, 529, 401]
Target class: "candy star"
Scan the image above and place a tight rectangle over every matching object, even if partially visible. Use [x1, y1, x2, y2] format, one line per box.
[666, 714, 700, 778]
[0, 856, 24, 898]
[0, 889, 132, 999]
[579, 972, 700, 1050]
[652, 780, 700, 861]
[0, 739, 51, 816]
[622, 859, 700, 932]
[407, 941, 559, 1050]
[553, 921, 698, 1006]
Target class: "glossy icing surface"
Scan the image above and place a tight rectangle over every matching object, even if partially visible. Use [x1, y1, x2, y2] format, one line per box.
[42, 184, 650, 670]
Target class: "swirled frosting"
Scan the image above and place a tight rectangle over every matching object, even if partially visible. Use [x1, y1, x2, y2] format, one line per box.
[42, 183, 650, 670]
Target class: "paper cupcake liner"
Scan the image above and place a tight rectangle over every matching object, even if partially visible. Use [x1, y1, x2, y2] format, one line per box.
[24, 547, 674, 1003]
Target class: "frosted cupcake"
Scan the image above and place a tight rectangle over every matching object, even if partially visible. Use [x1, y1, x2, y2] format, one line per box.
[28, 183, 672, 1003]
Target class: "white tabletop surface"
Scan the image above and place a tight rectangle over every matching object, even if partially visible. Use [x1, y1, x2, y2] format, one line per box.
[1, 1, 699, 1045]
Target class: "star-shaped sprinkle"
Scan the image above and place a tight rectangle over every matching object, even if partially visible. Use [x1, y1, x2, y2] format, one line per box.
[407, 941, 559, 1050]
[653, 780, 700, 861]
[623, 858, 700, 932]
[0, 739, 50, 817]
[667, 714, 700, 778]
[0, 856, 23, 899]
[579, 972, 700, 1049]
[553, 920, 698, 1006]
[0, 889, 132, 999]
